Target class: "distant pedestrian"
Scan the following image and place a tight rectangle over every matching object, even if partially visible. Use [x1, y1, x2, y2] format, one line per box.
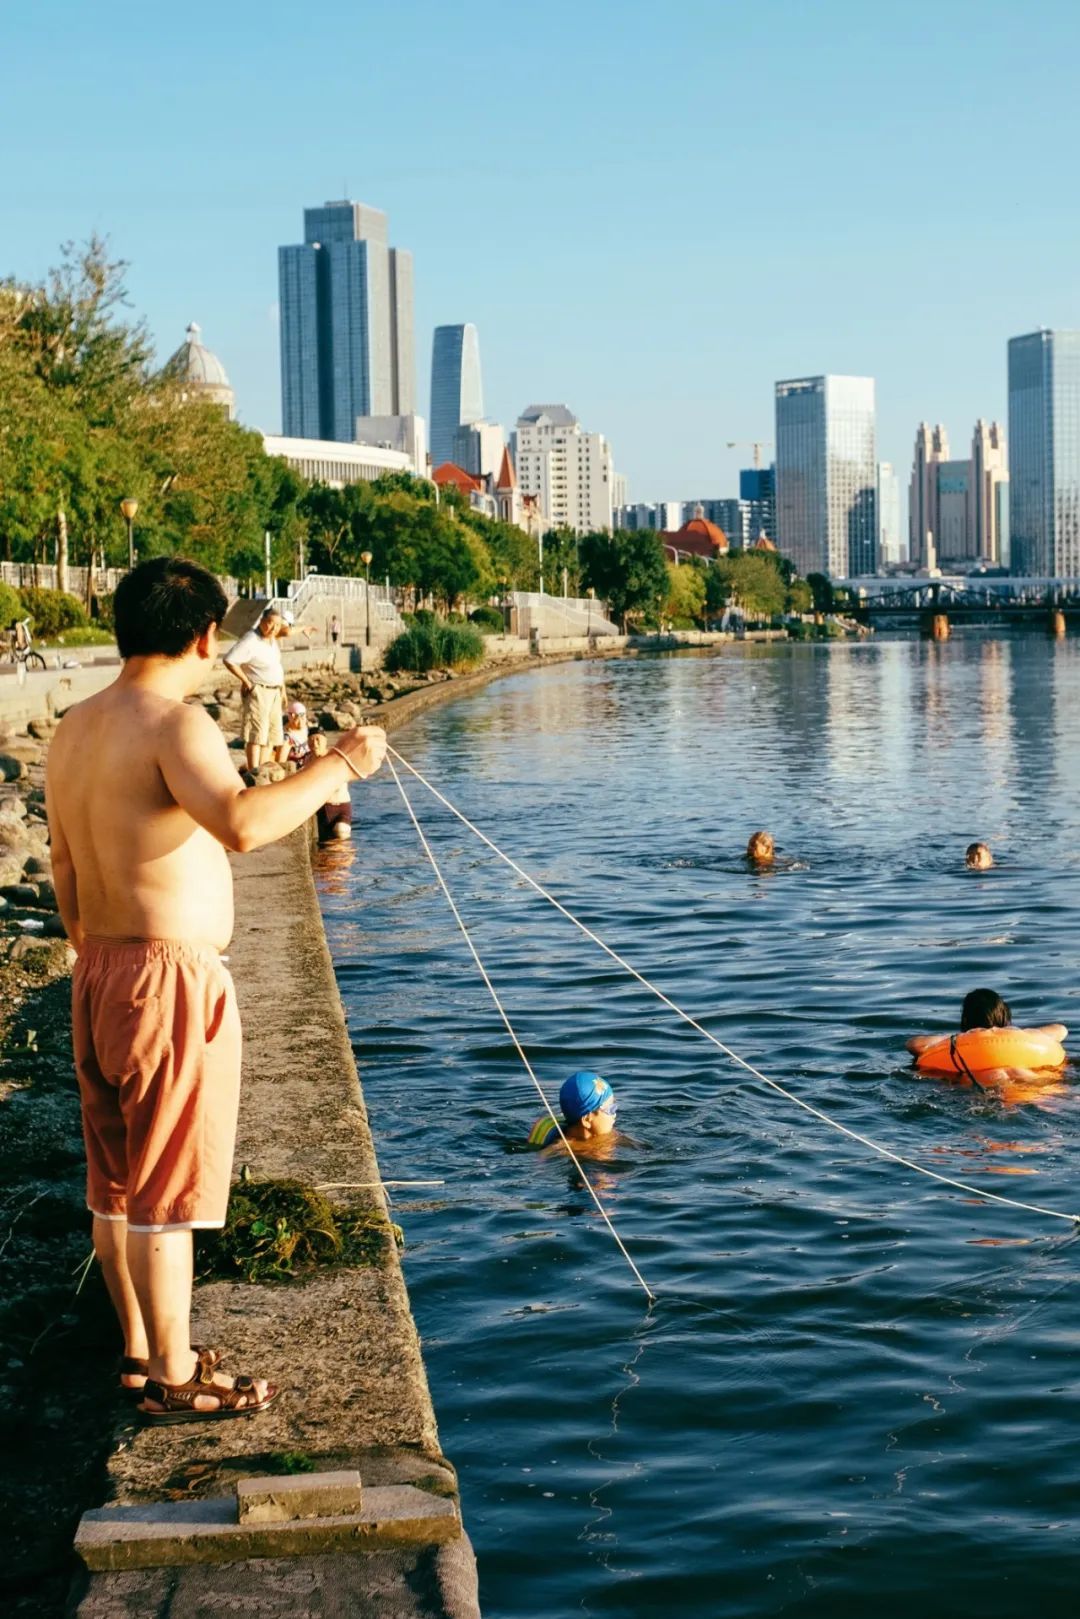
[330, 614, 341, 646]
[222, 605, 315, 772]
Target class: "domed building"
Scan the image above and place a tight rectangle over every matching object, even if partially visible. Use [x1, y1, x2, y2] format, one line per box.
[660, 504, 729, 562]
[162, 322, 235, 418]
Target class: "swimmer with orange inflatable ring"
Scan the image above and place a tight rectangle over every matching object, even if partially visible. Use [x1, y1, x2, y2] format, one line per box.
[907, 988, 1067, 1089]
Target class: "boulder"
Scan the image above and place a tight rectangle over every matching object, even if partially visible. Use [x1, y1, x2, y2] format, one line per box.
[2, 883, 40, 906]
[318, 711, 340, 732]
[26, 718, 57, 741]
[42, 913, 68, 937]
[23, 855, 51, 877]
[203, 702, 222, 720]
[0, 756, 28, 783]
[33, 879, 58, 910]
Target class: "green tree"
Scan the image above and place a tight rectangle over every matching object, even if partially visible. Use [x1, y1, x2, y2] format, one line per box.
[579, 528, 669, 629]
[664, 559, 706, 627]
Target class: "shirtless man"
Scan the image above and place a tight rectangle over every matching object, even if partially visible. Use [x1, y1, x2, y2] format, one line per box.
[46, 557, 385, 1422]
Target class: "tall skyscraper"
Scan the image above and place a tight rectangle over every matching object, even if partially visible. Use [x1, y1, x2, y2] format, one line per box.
[908, 424, 949, 569]
[430, 324, 483, 467]
[514, 404, 615, 533]
[971, 420, 1008, 565]
[278, 200, 414, 442]
[774, 375, 877, 577]
[1008, 330, 1080, 575]
[877, 462, 901, 565]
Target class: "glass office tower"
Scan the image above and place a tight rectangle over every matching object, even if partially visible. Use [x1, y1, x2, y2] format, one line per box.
[279, 201, 414, 441]
[429, 324, 483, 467]
[775, 376, 877, 577]
[1008, 330, 1080, 575]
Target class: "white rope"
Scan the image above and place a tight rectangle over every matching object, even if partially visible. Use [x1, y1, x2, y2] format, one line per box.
[387, 757, 656, 1301]
[386, 746, 1080, 1229]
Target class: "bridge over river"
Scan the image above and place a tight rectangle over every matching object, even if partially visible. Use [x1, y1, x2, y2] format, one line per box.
[834, 574, 1080, 634]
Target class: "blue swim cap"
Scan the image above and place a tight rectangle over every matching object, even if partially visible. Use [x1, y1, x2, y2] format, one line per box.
[559, 1071, 614, 1122]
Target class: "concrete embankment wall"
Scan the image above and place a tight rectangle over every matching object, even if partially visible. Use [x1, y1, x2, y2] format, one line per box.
[75, 829, 481, 1619]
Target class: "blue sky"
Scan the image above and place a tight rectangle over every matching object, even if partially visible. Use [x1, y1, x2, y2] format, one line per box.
[4, 0, 1079, 505]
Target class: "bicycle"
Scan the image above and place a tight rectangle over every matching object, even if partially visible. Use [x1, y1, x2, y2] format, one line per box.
[3, 618, 46, 673]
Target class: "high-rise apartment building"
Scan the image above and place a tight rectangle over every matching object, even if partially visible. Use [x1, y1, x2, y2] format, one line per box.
[513, 404, 615, 533]
[971, 419, 1008, 566]
[278, 200, 414, 442]
[430, 324, 484, 467]
[453, 420, 505, 480]
[774, 375, 877, 577]
[614, 501, 683, 532]
[877, 462, 902, 565]
[739, 467, 776, 542]
[908, 424, 949, 569]
[1008, 330, 1080, 575]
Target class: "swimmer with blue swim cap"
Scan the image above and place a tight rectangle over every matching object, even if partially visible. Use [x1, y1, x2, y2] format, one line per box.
[527, 1071, 618, 1149]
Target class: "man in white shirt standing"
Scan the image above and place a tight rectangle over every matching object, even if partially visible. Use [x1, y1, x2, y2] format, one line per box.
[222, 606, 314, 772]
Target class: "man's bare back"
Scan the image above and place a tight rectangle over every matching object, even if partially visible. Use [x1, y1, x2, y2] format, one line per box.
[47, 684, 235, 952]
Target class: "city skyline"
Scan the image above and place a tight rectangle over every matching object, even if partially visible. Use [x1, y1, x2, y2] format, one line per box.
[5, 2, 1080, 511]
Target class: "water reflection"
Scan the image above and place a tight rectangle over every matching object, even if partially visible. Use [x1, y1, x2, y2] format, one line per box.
[320, 639, 1080, 1619]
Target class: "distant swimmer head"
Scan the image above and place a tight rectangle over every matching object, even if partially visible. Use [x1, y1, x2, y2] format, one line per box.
[559, 1070, 618, 1136]
[960, 988, 1011, 1032]
[965, 841, 993, 870]
[746, 830, 775, 865]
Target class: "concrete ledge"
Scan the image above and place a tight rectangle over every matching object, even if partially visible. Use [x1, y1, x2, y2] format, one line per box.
[76, 1484, 460, 1571]
[237, 1469, 363, 1523]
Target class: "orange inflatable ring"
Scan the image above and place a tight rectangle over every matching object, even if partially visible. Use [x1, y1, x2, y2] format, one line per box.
[916, 1027, 1066, 1078]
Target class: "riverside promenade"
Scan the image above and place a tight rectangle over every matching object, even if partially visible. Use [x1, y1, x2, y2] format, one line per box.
[74, 825, 481, 1619]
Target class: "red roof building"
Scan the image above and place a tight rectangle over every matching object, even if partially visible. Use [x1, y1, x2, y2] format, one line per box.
[432, 461, 484, 494]
[660, 505, 729, 562]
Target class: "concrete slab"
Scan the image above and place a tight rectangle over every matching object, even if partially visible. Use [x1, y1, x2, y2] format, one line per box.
[237, 1470, 363, 1523]
[76, 1484, 459, 1570]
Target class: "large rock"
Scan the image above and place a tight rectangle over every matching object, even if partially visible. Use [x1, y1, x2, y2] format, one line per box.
[0, 755, 28, 783]
[27, 718, 57, 741]
[2, 883, 40, 906]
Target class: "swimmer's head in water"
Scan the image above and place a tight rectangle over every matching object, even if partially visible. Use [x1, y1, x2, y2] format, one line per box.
[960, 988, 1011, 1032]
[559, 1071, 617, 1134]
[965, 842, 993, 870]
[746, 830, 775, 864]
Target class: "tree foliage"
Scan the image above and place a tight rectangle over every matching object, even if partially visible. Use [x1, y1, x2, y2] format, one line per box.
[579, 528, 669, 628]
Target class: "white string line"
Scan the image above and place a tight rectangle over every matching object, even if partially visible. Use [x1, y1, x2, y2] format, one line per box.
[386, 746, 1080, 1229]
[387, 758, 656, 1301]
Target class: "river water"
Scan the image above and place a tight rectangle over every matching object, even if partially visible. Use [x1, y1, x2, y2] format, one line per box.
[315, 640, 1080, 1619]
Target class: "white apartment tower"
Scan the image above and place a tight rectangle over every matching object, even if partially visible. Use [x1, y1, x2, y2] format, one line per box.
[909, 424, 949, 569]
[971, 419, 1008, 565]
[513, 404, 615, 533]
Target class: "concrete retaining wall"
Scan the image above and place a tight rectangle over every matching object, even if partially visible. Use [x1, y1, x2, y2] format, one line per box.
[75, 829, 480, 1618]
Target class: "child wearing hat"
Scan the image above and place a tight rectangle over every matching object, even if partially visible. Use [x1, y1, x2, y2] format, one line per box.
[527, 1071, 618, 1149]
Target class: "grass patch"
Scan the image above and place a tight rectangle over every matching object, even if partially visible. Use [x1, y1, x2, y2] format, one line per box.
[383, 619, 485, 674]
[196, 1173, 400, 1284]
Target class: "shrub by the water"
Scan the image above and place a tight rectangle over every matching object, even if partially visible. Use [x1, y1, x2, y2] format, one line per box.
[384, 619, 485, 674]
[469, 605, 505, 633]
[18, 587, 88, 638]
[196, 1175, 397, 1284]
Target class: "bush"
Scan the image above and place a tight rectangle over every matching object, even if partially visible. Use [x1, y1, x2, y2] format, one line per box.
[18, 587, 88, 638]
[384, 620, 485, 673]
[52, 626, 115, 647]
[469, 605, 505, 633]
[196, 1175, 397, 1284]
[0, 581, 22, 629]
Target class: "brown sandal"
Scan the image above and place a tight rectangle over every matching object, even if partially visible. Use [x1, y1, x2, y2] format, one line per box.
[139, 1347, 278, 1424]
[120, 1345, 220, 1398]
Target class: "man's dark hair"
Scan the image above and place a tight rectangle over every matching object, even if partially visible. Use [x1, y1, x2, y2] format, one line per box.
[960, 988, 1011, 1032]
[113, 557, 228, 660]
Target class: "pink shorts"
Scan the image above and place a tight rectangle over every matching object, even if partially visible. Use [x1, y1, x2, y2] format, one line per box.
[72, 936, 242, 1232]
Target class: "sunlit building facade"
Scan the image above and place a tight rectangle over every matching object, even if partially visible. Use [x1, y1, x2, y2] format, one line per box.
[1008, 330, 1080, 575]
[430, 323, 484, 468]
[279, 200, 414, 442]
[775, 375, 877, 577]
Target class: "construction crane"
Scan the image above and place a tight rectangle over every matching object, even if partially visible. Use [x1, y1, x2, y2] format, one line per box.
[726, 440, 773, 469]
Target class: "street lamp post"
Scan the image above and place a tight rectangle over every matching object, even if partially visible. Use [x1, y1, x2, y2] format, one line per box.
[361, 550, 373, 647]
[120, 497, 139, 571]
